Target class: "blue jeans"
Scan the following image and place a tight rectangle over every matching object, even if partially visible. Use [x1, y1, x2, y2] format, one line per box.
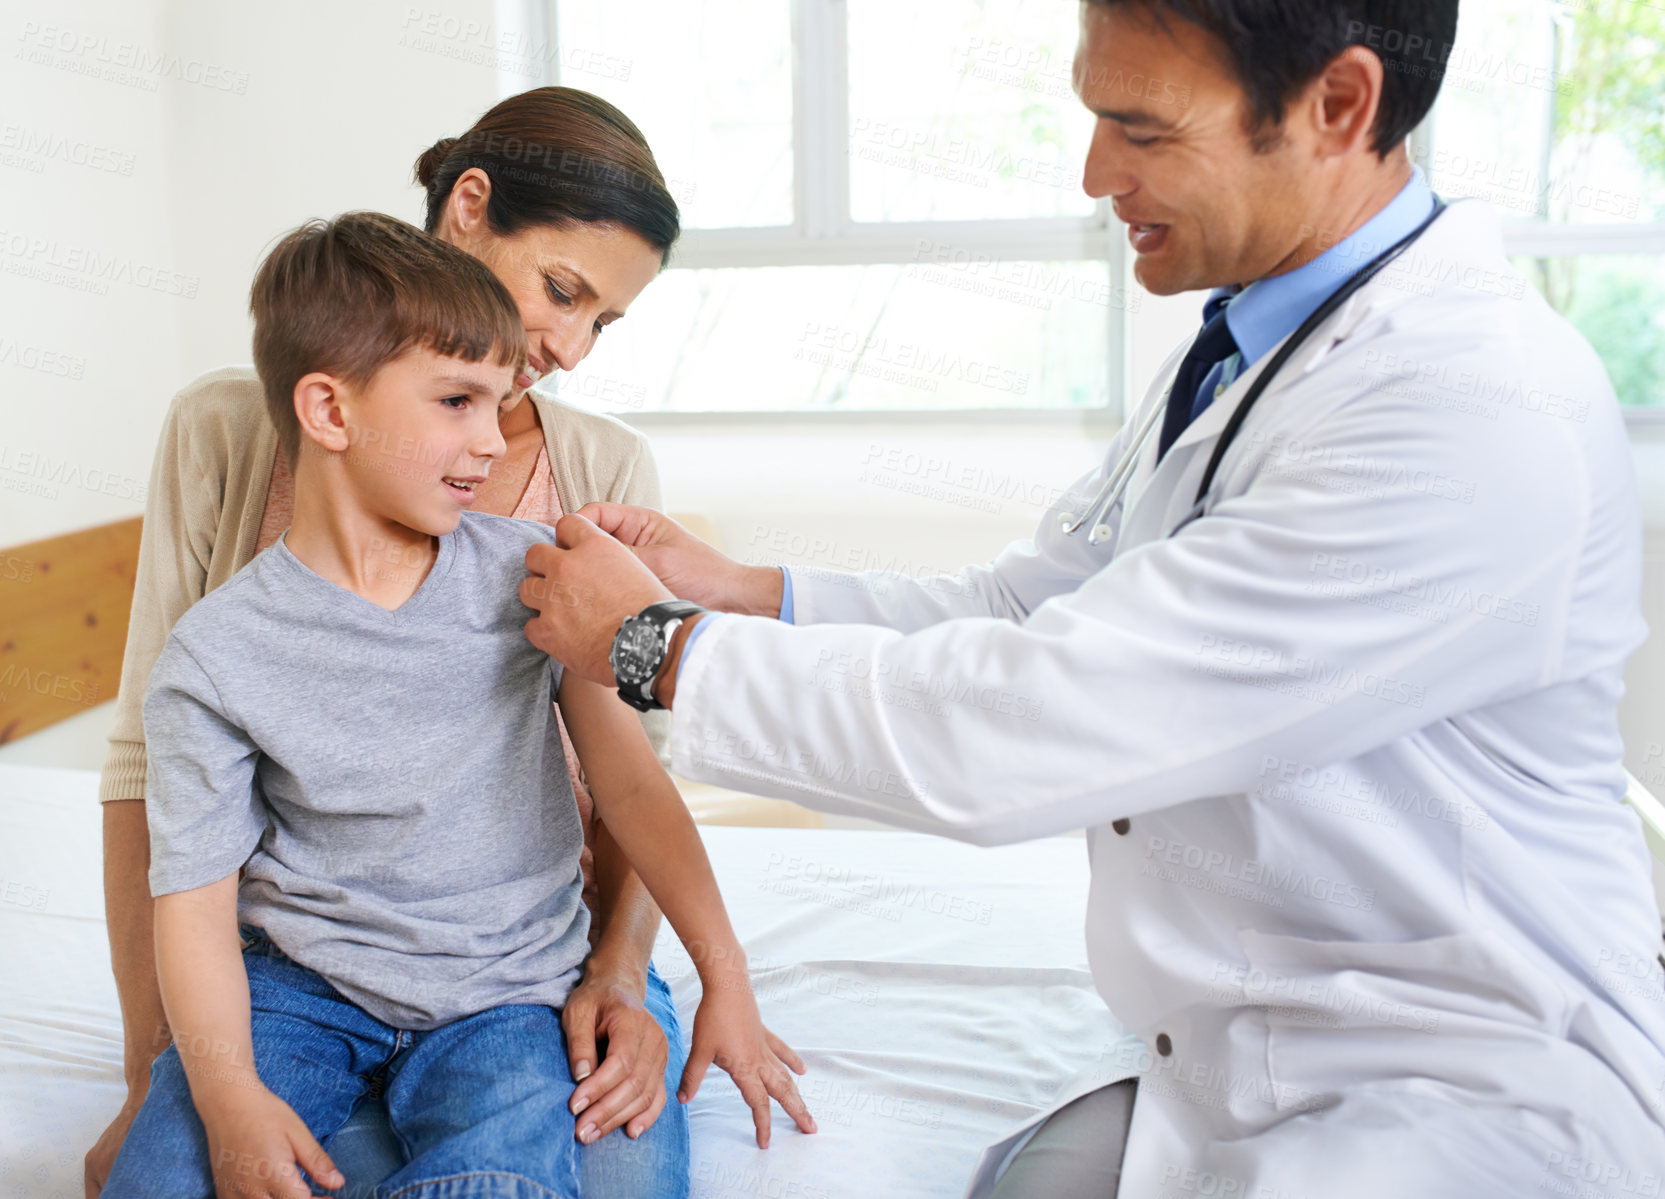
[328, 952, 691, 1199]
[103, 925, 690, 1199]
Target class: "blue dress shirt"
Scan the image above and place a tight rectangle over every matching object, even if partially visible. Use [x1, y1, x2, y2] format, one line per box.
[1191, 166, 1436, 422]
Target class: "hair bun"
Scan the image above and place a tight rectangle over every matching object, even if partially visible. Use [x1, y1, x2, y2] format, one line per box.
[414, 136, 459, 191]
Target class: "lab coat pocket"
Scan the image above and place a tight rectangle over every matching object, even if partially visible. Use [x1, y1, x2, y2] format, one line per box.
[1236, 926, 1571, 1111]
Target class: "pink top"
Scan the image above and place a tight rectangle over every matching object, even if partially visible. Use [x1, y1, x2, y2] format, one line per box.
[255, 440, 600, 910]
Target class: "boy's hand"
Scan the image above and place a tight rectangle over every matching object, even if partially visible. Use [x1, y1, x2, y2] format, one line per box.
[199, 1084, 341, 1199]
[677, 985, 817, 1148]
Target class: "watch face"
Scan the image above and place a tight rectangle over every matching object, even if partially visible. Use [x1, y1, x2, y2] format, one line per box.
[611, 617, 662, 685]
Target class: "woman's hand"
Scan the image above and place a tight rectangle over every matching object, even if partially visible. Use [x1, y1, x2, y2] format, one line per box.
[576, 503, 785, 617]
[199, 1083, 341, 1198]
[562, 976, 670, 1144]
[84, 1088, 145, 1197]
[678, 983, 816, 1149]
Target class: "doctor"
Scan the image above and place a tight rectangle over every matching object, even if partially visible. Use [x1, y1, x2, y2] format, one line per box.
[521, 0, 1665, 1193]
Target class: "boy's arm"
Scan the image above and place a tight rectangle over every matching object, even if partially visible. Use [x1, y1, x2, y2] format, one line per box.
[555, 672, 816, 1147]
[555, 673, 749, 993]
[154, 875, 342, 1198]
[153, 874, 255, 1094]
[141, 639, 343, 1195]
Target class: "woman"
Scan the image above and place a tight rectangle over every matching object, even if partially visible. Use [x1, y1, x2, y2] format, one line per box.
[86, 87, 691, 1199]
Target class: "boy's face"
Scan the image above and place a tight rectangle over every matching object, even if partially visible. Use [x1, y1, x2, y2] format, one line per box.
[324, 347, 517, 536]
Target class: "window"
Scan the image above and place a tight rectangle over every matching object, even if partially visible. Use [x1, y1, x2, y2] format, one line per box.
[1417, 0, 1665, 418]
[540, 0, 1664, 422]
[544, 0, 1124, 415]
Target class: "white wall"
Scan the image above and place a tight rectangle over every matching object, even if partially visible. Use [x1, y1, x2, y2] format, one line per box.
[3, 0, 183, 549]
[0, 0, 501, 767]
[2, 0, 1661, 801]
[2, 0, 180, 768]
[153, 0, 507, 375]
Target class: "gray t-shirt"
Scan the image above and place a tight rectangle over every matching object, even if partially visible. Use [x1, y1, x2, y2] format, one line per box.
[143, 512, 588, 1030]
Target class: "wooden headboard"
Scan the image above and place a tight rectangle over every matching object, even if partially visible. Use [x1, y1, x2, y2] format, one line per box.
[0, 510, 813, 827]
[0, 518, 142, 744]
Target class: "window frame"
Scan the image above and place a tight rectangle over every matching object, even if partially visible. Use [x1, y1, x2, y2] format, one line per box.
[1497, 218, 1665, 429]
[1408, 22, 1665, 430]
[539, 0, 1662, 430]
[544, 0, 1130, 422]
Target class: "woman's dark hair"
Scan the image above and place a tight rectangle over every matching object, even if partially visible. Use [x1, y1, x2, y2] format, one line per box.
[414, 86, 681, 265]
[1090, 0, 1459, 156]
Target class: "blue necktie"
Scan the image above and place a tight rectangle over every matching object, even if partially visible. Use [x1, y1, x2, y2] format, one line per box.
[1157, 293, 1239, 460]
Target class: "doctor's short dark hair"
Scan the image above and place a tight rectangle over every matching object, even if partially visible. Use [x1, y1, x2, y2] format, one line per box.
[249, 211, 528, 465]
[1089, 0, 1459, 156]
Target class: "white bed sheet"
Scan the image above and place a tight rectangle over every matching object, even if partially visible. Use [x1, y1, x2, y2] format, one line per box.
[0, 763, 1132, 1199]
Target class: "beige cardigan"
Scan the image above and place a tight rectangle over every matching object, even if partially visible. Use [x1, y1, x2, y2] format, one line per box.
[99, 365, 669, 804]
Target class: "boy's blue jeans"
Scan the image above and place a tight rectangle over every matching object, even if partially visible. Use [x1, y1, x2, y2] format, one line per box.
[103, 924, 691, 1199]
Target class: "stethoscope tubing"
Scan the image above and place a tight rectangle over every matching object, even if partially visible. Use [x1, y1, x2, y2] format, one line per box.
[1057, 394, 1167, 541]
[1061, 196, 1449, 545]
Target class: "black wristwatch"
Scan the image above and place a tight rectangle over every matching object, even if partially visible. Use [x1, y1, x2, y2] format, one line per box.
[610, 599, 706, 712]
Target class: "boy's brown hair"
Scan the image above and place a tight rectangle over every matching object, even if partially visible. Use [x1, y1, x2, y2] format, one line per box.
[249, 211, 527, 464]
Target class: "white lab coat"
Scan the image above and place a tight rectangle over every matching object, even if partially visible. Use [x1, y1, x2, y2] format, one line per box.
[670, 198, 1665, 1196]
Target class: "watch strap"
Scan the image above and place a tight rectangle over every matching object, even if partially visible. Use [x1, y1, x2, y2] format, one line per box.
[614, 599, 706, 712]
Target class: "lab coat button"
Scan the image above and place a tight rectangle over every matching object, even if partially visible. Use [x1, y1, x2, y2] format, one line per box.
[1156, 1033, 1173, 1057]
[1112, 818, 1131, 835]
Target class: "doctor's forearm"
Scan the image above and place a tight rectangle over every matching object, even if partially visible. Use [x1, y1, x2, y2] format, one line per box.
[651, 612, 703, 710]
[725, 564, 785, 617]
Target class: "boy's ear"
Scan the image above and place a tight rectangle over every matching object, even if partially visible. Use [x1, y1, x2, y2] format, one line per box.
[293, 372, 352, 455]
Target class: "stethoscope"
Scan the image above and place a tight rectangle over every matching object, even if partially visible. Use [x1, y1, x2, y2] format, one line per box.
[1058, 197, 1448, 545]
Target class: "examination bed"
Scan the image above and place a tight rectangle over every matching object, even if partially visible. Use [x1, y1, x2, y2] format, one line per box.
[0, 761, 1132, 1199]
[3, 514, 1663, 1198]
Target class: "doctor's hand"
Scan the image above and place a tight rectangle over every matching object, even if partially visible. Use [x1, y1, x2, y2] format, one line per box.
[578, 503, 786, 617]
[522, 513, 674, 688]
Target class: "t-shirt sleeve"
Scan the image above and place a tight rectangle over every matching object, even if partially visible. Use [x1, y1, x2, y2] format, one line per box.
[516, 519, 567, 697]
[142, 636, 268, 896]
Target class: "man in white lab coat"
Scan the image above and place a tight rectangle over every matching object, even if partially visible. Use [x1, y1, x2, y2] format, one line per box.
[519, 0, 1665, 1193]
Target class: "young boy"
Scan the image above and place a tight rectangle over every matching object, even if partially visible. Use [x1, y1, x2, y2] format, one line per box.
[101, 212, 814, 1199]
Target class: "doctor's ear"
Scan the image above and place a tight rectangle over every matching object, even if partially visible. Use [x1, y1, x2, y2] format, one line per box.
[1303, 45, 1387, 160]
[292, 372, 353, 456]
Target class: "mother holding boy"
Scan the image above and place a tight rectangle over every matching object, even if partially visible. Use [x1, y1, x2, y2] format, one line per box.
[87, 87, 692, 1198]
